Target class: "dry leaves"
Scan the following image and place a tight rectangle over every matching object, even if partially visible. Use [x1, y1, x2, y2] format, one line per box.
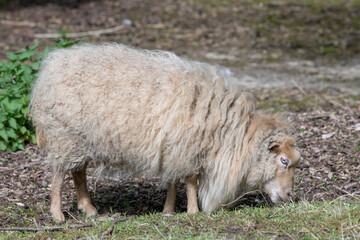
[295, 110, 360, 201]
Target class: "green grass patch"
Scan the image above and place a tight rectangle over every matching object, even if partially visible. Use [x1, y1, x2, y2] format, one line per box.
[0, 200, 358, 239]
[0, 39, 79, 151]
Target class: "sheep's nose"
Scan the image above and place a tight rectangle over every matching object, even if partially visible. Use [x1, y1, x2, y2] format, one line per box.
[284, 190, 293, 200]
[287, 190, 294, 199]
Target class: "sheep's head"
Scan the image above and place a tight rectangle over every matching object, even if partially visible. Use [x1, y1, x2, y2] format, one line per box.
[263, 138, 300, 203]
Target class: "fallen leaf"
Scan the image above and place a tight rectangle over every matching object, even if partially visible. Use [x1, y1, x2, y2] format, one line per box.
[344, 182, 358, 190]
[322, 132, 335, 139]
[309, 167, 316, 175]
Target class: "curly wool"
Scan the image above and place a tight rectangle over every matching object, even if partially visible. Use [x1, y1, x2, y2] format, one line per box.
[30, 43, 292, 212]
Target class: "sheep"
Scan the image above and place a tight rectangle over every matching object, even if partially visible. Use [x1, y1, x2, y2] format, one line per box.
[30, 43, 300, 221]
[163, 112, 300, 214]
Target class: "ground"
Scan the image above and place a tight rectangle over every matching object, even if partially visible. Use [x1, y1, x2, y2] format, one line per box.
[0, 0, 359, 239]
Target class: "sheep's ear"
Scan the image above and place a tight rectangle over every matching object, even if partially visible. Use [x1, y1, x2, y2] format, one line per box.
[269, 141, 280, 152]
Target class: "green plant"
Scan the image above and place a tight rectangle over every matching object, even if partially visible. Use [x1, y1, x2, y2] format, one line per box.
[0, 39, 79, 151]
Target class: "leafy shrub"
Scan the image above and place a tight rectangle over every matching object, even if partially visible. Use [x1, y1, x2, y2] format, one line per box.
[0, 39, 79, 151]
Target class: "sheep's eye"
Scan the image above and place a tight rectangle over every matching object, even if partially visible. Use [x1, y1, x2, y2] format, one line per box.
[280, 157, 289, 166]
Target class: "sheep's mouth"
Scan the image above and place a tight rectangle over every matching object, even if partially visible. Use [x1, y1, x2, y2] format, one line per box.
[270, 193, 286, 204]
[277, 194, 286, 202]
[274, 193, 293, 203]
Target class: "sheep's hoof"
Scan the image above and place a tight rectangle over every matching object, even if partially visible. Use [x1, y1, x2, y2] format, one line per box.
[52, 211, 65, 222]
[187, 207, 199, 214]
[79, 203, 97, 217]
[163, 209, 175, 216]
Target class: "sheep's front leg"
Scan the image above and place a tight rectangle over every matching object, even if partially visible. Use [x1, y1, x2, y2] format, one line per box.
[72, 164, 97, 217]
[185, 176, 199, 214]
[50, 170, 66, 222]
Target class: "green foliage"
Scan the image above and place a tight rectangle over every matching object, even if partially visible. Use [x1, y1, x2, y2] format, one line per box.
[0, 39, 79, 151]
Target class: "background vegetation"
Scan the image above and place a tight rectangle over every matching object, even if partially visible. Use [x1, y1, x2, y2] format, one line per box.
[0, 39, 78, 151]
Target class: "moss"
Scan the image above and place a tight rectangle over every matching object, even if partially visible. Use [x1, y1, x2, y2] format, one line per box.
[258, 96, 317, 112]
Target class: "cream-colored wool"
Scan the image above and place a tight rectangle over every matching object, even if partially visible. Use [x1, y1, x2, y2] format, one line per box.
[30, 43, 295, 212]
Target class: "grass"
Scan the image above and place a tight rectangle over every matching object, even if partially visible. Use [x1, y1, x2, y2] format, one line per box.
[0, 199, 358, 239]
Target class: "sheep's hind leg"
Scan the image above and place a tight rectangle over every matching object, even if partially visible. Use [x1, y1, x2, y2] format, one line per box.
[72, 163, 97, 217]
[185, 176, 199, 214]
[50, 169, 66, 222]
[163, 181, 178, 215]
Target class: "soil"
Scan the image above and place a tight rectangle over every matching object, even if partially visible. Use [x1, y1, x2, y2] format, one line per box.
[0, 0, 359, 228]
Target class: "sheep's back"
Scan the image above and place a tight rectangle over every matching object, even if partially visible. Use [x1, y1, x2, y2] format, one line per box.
[30, 44, 222, 178]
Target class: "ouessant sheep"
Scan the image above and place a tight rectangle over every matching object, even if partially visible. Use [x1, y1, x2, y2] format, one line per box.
[30, 43, 300, 221]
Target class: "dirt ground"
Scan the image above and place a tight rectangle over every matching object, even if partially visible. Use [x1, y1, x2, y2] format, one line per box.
[0, 0, 359, 227]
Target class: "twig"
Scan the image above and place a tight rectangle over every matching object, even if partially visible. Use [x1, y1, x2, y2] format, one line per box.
[334, 187, 360, 201]
[65, 210, 83, 224]
[35, 25, 125, 39]
[303, 184, 322, 197]
[268, 200, 296, 218]
[302, 227, 319, 240]
[221, 190, 263, 207]
[291, 78, 307, 96]
[0, 223, 93, 232]
[153, 224, 166, 239]
[259, 191, 269, 205]
[101, 217, 130, 236]
[343, 224, 360, 231]
[0, 167, 13, 172]
[0, 217, 11, 227]
[0, 163, 38, 173]
[268, 207, 284, 219]
[285, 233, 296, 240]
[32, 218, 39, 230]
[186, 216, 194, 227]
[0, 19, 37, 27]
